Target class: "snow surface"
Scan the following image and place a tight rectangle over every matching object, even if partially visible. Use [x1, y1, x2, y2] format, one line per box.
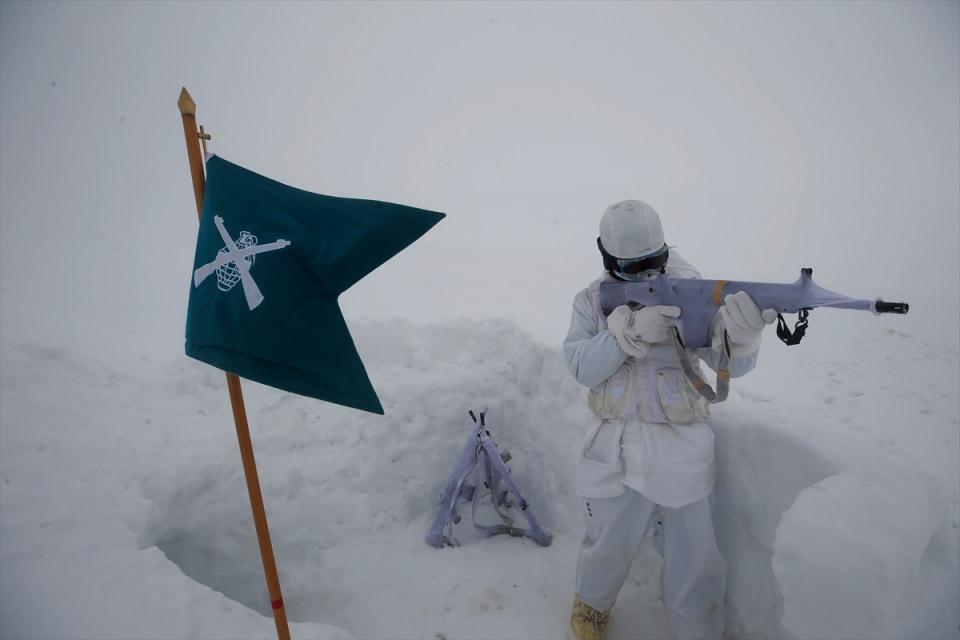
[2, 315, 957, 639]
[2, 2, 959, 639]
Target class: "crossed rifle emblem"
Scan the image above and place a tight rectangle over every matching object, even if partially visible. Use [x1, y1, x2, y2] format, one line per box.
[193, 215, 291, 310]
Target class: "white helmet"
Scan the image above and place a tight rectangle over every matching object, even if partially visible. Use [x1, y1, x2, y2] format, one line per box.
[597, 200, 669, 280]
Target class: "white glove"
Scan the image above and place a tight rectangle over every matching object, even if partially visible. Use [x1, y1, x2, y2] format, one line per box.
[717, 291, 777, 355]
[608, 304, 681, 357]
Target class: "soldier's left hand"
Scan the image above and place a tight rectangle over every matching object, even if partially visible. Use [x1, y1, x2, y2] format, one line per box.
[719, 291, 777, 346]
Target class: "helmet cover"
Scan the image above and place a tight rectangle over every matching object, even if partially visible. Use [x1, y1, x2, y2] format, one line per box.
[598, 200, 665, 259]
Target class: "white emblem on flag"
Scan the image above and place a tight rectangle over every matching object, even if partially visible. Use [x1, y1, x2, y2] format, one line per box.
[193, 215, 291, 311]
[216, 230, 258, 292]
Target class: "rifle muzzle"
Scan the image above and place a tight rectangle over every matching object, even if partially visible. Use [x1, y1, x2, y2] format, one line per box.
[874, 300, 909, 314]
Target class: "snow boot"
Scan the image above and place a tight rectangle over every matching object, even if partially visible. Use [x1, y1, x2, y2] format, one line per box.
[570, 596, 611, 640]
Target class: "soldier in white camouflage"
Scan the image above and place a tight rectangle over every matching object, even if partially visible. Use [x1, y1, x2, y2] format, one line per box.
[564, 200, 776, 640]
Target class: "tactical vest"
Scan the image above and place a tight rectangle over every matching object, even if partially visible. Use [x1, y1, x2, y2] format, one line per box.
[584, 277, 710, 425]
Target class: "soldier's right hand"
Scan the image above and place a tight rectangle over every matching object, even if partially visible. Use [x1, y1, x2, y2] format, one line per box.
[608, 304, 681, 356]
[630, 305, 681, 344]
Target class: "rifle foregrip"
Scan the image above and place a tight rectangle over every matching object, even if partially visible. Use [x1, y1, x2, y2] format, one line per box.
[875, 300, 909, 314]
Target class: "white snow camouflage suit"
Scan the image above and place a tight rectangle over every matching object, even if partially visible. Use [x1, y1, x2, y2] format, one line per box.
[563, 251, 762, 640]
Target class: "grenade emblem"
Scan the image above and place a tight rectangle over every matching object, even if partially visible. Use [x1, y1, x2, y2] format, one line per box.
[216, 231, 258, 292]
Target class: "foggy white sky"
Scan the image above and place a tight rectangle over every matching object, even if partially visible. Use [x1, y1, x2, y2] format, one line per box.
[1, 1, 958, 367]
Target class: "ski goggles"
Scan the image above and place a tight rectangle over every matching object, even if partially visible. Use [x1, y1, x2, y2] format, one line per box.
[615, 245, 670, 275]
[597, 238, 670, 278]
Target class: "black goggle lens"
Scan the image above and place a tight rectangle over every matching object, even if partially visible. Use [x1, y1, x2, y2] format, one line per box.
[617, 246, 669, 274]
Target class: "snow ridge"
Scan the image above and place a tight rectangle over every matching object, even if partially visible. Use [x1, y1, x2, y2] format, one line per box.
[1, 317, 957, 639]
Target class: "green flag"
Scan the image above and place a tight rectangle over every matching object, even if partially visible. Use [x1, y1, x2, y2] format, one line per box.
[186, 155, 445, 414]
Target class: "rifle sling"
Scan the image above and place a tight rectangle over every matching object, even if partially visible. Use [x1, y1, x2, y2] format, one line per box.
[671, 329, 730, 404]
[777, 308, 810, 346]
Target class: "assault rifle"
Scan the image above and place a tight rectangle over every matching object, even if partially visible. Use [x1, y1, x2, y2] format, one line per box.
[599, 268, 909, 350]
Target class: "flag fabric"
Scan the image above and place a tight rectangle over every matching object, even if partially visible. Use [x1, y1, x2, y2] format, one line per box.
[186, 155, 445, 414]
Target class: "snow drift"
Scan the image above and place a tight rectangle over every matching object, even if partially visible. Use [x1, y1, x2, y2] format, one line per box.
[1, 315, 957, 639]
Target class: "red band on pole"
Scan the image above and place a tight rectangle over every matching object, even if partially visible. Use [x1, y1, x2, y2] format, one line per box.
[271, 598, 284, 610]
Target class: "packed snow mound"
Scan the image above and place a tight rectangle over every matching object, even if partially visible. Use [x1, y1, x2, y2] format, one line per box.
[1, 319, 594, 640]
[710, 314, 959, 640]
[773, 473, 945, 640]
[1, 316, 957, 639]
[0, 344, 350, 640]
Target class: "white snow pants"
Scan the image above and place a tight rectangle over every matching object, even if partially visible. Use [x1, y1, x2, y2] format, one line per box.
[575, 489, 726, 640]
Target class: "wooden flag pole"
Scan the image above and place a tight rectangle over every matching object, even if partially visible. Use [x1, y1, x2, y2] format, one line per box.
[177, 87, 291, 640]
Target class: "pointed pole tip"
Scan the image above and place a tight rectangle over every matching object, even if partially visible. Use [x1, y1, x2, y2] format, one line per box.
[178, 87, 197, 115]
